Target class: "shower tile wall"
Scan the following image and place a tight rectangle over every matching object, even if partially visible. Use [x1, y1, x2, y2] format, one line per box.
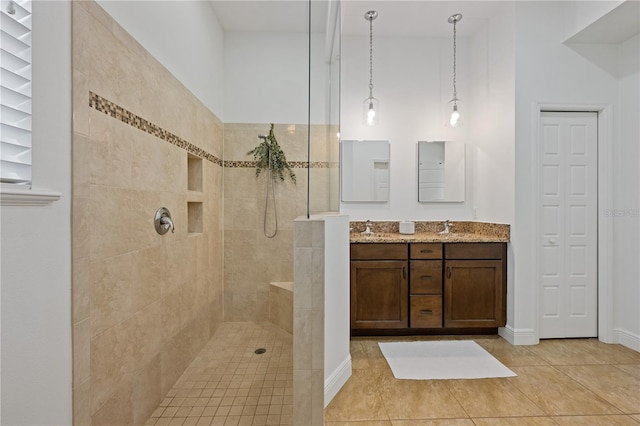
[223, 124, 335, 321]
[71, 2, 224, 425]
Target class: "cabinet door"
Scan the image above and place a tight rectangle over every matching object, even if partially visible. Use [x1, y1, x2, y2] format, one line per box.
[444, 260, 505, 328]
[351, 260, 408, 329]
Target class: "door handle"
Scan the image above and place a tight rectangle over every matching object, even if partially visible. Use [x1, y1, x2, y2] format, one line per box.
[402, 267, 407, 279]
[446, 267, 452, 279]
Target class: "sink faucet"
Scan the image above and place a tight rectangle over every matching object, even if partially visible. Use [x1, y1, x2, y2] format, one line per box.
[361, 220, 373, 236]
[439, 220, 452, 235]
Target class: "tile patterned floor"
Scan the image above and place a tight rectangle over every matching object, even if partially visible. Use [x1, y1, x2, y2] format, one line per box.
[145, 323, 639, 426]
[325, 336, 640, 425]
[145, 322, 293, 426]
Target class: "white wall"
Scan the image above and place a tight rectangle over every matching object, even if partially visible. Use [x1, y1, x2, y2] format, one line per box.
[468, 5, 515, 225]
[613, 34, 640, 349]
[0, 2, 73, 424]
[340, 34, 475, 221]
[563, 0, 625, 40]
[223, 32, 328, 125]
[96, 0, 225, 120]
[511, 1, 620, 344]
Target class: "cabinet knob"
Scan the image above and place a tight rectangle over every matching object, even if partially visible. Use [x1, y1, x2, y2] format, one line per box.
[549, 239, 556, 245]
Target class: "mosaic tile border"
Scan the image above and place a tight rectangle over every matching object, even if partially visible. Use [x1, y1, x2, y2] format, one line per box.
[89, 91, 223, 166]
[89, 92, 337, 170]
[223, 160, 338, 169]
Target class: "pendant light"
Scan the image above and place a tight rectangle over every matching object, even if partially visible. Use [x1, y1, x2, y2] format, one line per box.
[448, 13, 463, 127]
[363, 10, 379, 126]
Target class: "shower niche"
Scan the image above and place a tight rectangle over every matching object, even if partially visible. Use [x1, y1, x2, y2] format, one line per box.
[187, 154, 203, 234]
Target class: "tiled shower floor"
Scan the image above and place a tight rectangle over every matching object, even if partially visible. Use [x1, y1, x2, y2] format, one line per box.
[145, 322, 293, 426]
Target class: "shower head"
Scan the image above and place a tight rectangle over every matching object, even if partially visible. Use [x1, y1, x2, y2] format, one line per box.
[258, 134, 268, 141]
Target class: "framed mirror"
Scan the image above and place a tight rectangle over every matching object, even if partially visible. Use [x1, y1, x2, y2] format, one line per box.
[340, 140, 390, 202]
[418, 141, 465, 202]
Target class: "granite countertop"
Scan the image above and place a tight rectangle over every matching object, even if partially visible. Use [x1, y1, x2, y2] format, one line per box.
[349, 221, 510, 243]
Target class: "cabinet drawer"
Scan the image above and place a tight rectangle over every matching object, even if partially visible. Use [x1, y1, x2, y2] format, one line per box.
[410, 243, 443, 259]
[445, 243, 505, 260]
[351, 243, 408, 260]
[410, 296, 443, 328]
[410, 260, 442, 294]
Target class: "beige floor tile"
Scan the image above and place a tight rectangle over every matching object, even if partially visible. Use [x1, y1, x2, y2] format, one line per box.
[448, 378, 544, 417]
[631, 414, 640, 422]
[391, 419, 475, 425]
[552, 415, 640, 425]
[615, 364, 640, 379]
[511, 366, 621, 415]
[476, 339, 550, 367]
[324, 369, 389, 422]
[556, 365, 640, 413]
[527, 339, 621, 365]
[379, 378, 467, 420]
[471, 417, 558, 425]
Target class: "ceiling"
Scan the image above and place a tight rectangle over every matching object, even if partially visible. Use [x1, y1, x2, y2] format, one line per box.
[208, 1, 505, 37]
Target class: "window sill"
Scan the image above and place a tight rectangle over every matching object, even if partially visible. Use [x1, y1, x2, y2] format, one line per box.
[0, 187, 63, 206]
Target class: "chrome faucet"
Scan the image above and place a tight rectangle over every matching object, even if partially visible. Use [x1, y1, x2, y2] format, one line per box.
[361, 220, 373, 236]
[160, 215, 175, 233]
[439, 220, 452, 235]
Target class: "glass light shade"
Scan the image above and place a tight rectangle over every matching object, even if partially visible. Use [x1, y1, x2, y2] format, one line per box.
[448, 99, 463, 127]
[363, 96, 379, 126]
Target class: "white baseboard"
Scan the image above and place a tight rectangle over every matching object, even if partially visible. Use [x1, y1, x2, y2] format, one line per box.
[613, 329, 640, 352]
[499, 325, 538, 345]
[324, 356, 352, 408]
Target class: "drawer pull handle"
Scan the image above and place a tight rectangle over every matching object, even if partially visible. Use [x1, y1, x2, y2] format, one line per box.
[403, 267, 407, 279]
[420, 249, 433, 253]
[420, 275, 433, 280]
[446, 267, 452, 279]
[420, 309, 433, 315]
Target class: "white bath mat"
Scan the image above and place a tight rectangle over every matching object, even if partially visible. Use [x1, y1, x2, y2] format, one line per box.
[378, 340, 517, 380]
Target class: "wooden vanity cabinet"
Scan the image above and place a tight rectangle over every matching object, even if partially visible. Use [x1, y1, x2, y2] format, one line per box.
[444, 243, 507, 328]
[350, 241, 507, 334]
[350, 244, 408, 329]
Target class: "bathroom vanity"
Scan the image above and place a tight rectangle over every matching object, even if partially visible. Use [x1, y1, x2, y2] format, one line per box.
[349, 221, 509, 335]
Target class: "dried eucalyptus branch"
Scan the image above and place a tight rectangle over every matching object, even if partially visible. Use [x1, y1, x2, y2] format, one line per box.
[247, 123, 296, 184]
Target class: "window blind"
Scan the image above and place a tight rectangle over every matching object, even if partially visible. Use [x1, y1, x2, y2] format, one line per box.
[1, 0, 32, 185]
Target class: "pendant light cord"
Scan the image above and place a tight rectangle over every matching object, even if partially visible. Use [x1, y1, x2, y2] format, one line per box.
[452, 18, 457, 101]
[368, 16, 374, 98]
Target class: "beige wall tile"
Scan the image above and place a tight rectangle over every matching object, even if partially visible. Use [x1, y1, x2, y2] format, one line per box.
[90, 252, 136, 337]
[73, 70, 90, 137]
[73, 378, 91, 426]
[72, 133, 91, 198]
[132, 354, 162, 425]
[73, 318, 91, 388]
[72, 257, 91, 323]
[88, 185, 134, 260]
[72, 195, 90, 260]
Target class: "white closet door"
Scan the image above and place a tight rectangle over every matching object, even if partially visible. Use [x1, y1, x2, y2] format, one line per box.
[539, 111, 598, 338]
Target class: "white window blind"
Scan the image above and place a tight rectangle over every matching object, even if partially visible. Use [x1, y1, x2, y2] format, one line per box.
[0, 0, 32, 186]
